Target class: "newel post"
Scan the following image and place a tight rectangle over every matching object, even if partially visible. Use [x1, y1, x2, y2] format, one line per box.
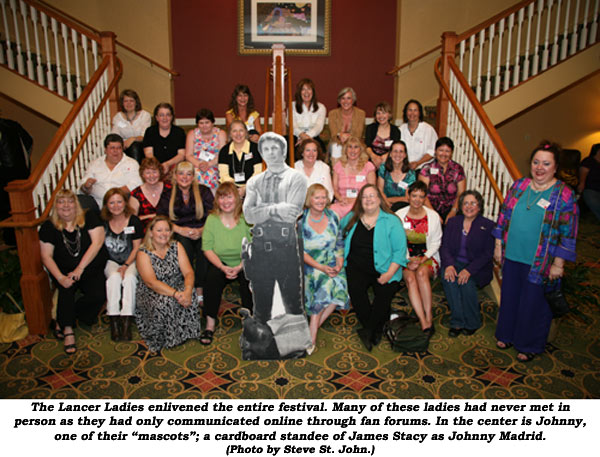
[6, 182, 52, 335]
[437, 32, 457, 137]
[100, 31, 119, 118]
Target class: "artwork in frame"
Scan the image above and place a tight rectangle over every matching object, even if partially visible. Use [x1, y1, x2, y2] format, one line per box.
[239, 0, 331, 55]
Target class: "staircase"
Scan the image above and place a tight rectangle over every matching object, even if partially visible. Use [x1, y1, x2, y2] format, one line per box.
[0, 0, 121, 334]
[435, 0, 599, 219]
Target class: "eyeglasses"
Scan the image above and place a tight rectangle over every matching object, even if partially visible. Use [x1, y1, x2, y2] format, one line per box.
[462, 201, 479, 207]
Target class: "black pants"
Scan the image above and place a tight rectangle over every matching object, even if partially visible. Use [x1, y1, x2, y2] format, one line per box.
[124, 141, 145, 164]
[176, 234, 206, 288]
[346, 264, 399, 337]
[204, 262, 253, 319]
[244, 222, 304, 323]
[56, 268, 106, 328]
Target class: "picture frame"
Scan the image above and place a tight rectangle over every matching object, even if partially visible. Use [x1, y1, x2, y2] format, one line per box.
[238, 0, 331, 56]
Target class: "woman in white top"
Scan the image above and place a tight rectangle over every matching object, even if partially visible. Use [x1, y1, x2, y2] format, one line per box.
[399, 99, 438, 170]
[111, 89, 151, 163]
[396, 181, 442, 335]
[294, 139, 334, 202]
[290, 78, 327, 156]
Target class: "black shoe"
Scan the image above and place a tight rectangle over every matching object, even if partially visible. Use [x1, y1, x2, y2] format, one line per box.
[448, 328, 462, 337]
[462, 328, 477, 336]
[371, 329, 383, 347]
[109, 316, 121, 341]
[356, 329, 373, 352]
[121, 316, 133, 341]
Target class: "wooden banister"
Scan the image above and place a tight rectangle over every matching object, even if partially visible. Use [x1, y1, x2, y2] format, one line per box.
[457, 0, 534, 42]
[36, 0, 179, 76]
[435, 55, 521, 182]
[4, 56, 123, 228]
[387, 44, 441, 75]
[5, 57, 113, 196]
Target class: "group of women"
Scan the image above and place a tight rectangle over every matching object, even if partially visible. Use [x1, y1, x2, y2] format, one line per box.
[40, 82, 578, 363]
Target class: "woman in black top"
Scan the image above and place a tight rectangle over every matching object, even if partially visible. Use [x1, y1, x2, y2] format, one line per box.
[157, 161, 214, 299]
[218, 120, 262, 198]
[143, 103, 186, 176]
[101, 187, 144, 341]
[39, 189, 107, 354]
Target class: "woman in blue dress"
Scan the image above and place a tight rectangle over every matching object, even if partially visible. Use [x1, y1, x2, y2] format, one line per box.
[301, 183, 349, 353]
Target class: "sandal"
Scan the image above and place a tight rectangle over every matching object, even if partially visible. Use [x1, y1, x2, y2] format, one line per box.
[496, 341, 513, 350]
[63, 332, 77, 355]
[52, 322, 64, 340]
[199, 329, 214, 346]
[517, 352, 536, 363]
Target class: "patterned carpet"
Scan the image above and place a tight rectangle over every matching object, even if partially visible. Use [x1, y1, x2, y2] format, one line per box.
[0, 215, 598, 399]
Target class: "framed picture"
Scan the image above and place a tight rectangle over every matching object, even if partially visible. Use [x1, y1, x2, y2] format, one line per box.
[238, 0, 331, 55]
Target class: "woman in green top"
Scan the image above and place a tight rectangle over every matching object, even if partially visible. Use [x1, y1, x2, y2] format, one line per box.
[202, 182, 253, 345]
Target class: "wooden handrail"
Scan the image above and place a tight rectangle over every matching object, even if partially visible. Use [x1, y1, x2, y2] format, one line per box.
[434, 55, 522, 186]
[387, 44, 441, 75]
[456, 0, 535, 42]
[24, 0, 100, 42]
[35, 0, 179, 76]
[1, 55, 123, 228]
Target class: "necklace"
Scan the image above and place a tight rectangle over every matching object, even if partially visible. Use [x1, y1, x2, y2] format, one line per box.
[62, 226, 81, 257]
[310, 212, 325, 223]
[361, 216, 376, 230]
[526, 186, 546, 210]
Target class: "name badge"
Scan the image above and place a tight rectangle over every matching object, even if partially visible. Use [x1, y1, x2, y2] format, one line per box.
[346, 189, 358, 198]
[247, 115, 255, 125]
[234, 172, 245, 183]
[117, 121, 128, 129]
[199, 150, 213, 162]
[430, 168, 439, 175]
[538, 198, 550, 209]
[384, 140, 393, 147]
[397, 181, 409, 189]
[124, 226, 135, 235]
[403, 221, 411, 230]
[355, 175, 366, 183]
[244, 153, 253, 160]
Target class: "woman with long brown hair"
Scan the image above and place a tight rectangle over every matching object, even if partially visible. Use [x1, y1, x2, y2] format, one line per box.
[341, 184, 407, 351]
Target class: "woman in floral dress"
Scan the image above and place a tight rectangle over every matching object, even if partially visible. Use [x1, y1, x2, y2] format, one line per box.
[185, 108, 227, 194]
[301, 184, 349, 352]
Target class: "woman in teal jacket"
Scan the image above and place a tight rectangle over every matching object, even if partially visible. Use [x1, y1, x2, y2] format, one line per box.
[341, 184, 407, 351]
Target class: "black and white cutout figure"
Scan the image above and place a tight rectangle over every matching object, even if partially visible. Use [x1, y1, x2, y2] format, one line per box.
[241, 132, 310, 359]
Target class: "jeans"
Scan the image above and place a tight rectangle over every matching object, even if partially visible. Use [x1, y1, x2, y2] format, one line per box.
[442, 261, 481, 330]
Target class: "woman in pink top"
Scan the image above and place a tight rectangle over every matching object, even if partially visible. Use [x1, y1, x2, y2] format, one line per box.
[330, 137, 376, 218]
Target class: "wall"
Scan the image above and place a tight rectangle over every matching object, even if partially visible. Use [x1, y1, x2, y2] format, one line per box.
[171, 0, 397, 121]
[497, 72, 600, 174]
[45, 0, 173, 111]
[394, 0, 518, 117]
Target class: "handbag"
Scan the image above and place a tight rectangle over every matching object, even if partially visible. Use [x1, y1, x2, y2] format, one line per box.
[540, 182, 570, 319]
[0, 292, 28, 343]
[384, 314, 430, 353]
[544, 279, 570, 318]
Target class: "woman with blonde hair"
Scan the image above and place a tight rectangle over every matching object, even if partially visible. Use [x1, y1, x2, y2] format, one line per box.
[101, 187, 143, 341]
[135, 215, 202, 352]
[156, 161, 214, 299]
[39, 189, 107, 354]
[330, 137, 376, 218]
[301, 183, 348, 352]
[201, 182, 253, 345]
[327, 87, 366, 162]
